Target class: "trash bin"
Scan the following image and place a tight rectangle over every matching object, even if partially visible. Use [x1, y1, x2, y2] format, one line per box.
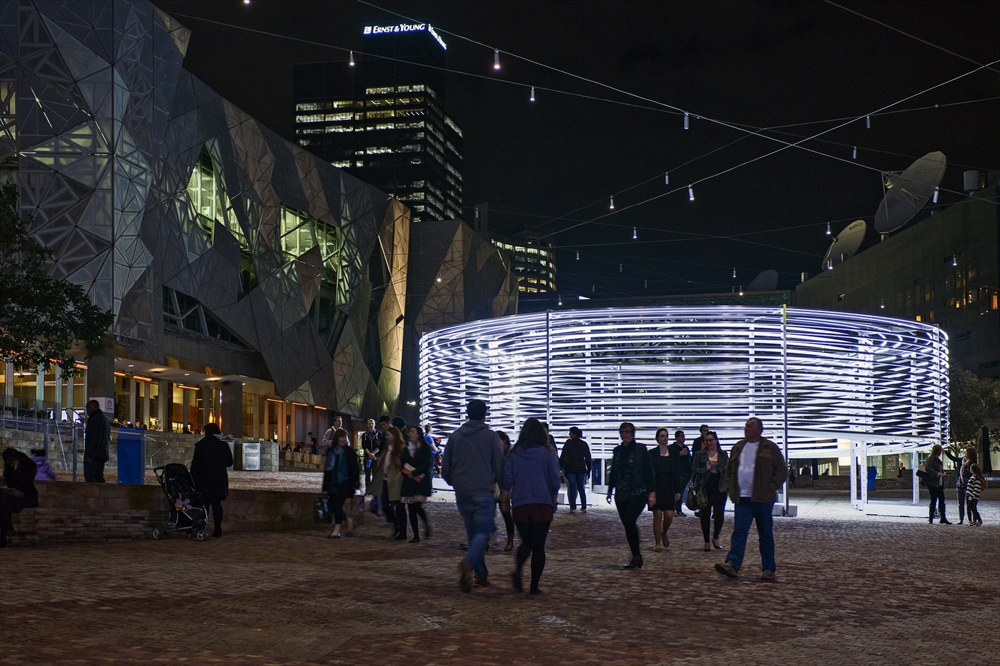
[242, 441, 261, 471]
[867, 465, 878, 492]
[116, 427, 145, 484]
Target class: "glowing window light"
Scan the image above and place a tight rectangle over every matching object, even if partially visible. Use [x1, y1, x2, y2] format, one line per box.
[419, 307, 949, 464]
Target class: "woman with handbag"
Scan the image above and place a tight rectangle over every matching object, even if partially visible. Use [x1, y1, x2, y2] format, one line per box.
[401, 425, 433, 543]
[692, 431, 728, 551]
[323, 428, 361, 538]
[649, 428, 682, 551]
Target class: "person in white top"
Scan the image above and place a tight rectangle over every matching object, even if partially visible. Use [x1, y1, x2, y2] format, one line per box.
[714, 417, 787, 582]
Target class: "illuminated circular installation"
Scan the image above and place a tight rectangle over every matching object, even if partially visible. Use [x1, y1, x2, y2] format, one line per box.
[419, 307, 948, 462]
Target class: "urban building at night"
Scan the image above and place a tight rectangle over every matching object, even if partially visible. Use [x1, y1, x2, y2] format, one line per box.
[794, 173, 999, 378]
[292, 22, 463, 222]
[0, 1, 504, 446]
[472, 202, 557, 293]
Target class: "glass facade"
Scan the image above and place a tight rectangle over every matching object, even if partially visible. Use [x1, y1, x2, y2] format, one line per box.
[493, 240, 558, 293]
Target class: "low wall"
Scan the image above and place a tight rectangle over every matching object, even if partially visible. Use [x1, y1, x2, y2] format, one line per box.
[0, 428, 280, 473]
[8, 480, 322, 546]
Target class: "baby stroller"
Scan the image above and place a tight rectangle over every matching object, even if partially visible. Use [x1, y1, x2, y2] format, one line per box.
[151, 464, 210, 541]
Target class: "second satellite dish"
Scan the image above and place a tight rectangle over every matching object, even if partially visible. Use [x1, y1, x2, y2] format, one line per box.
[822, 219, 867, 270]
[746, 269, 779, 292]
[874, 151, 946, 233]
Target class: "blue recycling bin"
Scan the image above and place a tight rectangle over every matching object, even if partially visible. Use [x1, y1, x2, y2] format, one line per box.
[867, 465, 877, 492]
[116, 427, 145, 484]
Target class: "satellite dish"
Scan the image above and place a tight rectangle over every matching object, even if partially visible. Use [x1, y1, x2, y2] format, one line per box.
[822, 219, 867, 270]
[746, 269, 779, 292]
[874, 151, 946, 233]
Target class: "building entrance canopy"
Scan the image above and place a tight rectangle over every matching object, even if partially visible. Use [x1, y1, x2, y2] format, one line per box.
[419, 306, 949, 459]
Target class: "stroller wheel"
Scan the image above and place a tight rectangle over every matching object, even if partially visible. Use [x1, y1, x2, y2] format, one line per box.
[151, 527, 164, 540]
[195, 529, 210, 541]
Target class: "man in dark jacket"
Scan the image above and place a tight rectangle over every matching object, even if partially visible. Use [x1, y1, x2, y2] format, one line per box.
[669, 430, 692, 515]
[442, 399, 505, 592]
[715, 417, 787, 582]
[83, 400, 110, 483]
[559, 427, 592, 512]
[190, 423, 234, 537]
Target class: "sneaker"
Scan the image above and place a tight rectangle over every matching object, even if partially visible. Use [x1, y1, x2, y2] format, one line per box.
[473, 577, 490, 587]
[569, 508, 576, 513]
[715, 561, 739, 578]
[458, 561, 473, 593]
[760, 569, 776, 582]
[580, 507, 587, 513]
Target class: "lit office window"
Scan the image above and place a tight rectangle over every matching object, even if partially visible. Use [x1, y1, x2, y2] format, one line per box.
[296, 114, 324, 123]
[295, 102, 321, 111]
[367, 110, 395, 119]
[330, 100, 354, 109]
[324, 126, 353, 133]
[330, 160, 352, 168]
[365, 87, 395, 94]
[365, 146, 393, 154]
[366, 98, 393, 108]
[444, 115, 463, 137]
[398, 144, 421, 153]
[279, 205, 340, 278]
[325, 112, 354, 122]
[186, 148, 245, 248]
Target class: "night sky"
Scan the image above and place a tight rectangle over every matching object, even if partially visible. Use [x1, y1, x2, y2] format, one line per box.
[154, 0, 1000, 298]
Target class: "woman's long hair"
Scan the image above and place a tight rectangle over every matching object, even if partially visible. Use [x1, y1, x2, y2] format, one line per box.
[966, 448, 978, 464]
[929, 444, 942, 461]
[405, 424, 425, 446]
[513, 417, 553, 452]
[385, 426, 405, 459]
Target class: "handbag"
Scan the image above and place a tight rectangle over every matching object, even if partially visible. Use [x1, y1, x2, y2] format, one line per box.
[686, 475, 708, 511]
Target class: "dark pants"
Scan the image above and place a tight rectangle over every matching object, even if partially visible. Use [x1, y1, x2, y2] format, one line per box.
[515, 517, 552, 592]
[615, 494, 647, 559]
[928, 485, 946, 522]
[967, 499, 981, 524]
[956, 486, 967, 522]
[501, 505, 515, 542]
[205, 498, 224, 534]
[407, 502, 428, 537]
[565, 472, 588, 510]
[394, 501, 407, 536]
[84, 460, 105, 483]
[329, 493, 347, 525]
[0, 490, 27, 542]
[700, 487, 727, 542]
[364, 462, 374, 487]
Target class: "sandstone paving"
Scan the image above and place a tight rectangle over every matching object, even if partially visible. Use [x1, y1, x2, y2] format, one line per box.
[1, 493, 997, 665]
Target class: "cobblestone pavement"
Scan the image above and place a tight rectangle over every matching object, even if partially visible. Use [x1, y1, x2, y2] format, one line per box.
[2, 492, 998, 665]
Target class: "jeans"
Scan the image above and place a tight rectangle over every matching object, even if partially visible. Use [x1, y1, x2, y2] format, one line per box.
[928, 485, 946, 521]
[675, 481, 690, 513]
[615, 494, 647, 559]
[967, 499, 981, 524]
[725, 498, 776, 573]
[456, 495, 496, 579]
[956, 486, 967, 522]
[565, 472, 587, 510]
[84, 460, 105, 483]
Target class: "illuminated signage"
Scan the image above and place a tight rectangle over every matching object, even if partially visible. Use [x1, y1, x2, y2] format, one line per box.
[362, 22, 447, 50]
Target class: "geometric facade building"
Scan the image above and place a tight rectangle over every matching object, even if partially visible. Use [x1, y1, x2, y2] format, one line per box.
[399, 218, 518, 423]
[1, 0, 409, 439]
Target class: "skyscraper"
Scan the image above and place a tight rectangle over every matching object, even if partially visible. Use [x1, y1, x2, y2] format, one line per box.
[293, 22, 463, 222]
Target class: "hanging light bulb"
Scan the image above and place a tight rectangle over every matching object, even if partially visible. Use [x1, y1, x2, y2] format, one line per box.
[932, 186, 939, 203]
[880, 298, 885, 310]
[576, 251, 580, 261]
[826, 259, 833, 270]
[738, 285, 744, 297]
[619, 263, 623, 273]
[530, 86, 535, 102]
[732, 267, 737, 279]
[592, 284, 596, 293]
[349, 51, 355, 67]
[558, 295, 563, 307]
[852, 145, 857, 159]
[688, 185, 695, 201]
[243, 0, 250, 4]
[644, 280, 648, 288]
[683, 112, 690, 130]
[435, 273, 442, 282]
[609, 196, 615, 210]
[632, 226, 637, 240]
[826, 222, 831, 236]
[664, 172, 669, 185]
[951, 254, 957, 267]
[493, 49, 500, 70]
[866, 115, 871, 128]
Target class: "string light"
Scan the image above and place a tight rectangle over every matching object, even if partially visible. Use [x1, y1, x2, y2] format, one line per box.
[632, 226, 637, 240]
[558, 295, 563, 306]
[683, 112, 690, 130]
[880, 298, 885, 309]
[826, 259, 833, 270]
[932, 186, 939, 203]
[243, 0, 250, 4]
[644, 280, 648, 288]
[436, 273, 442, 282]
[619, 263, 623, 273]
[951, 254, 957, 267]
[349, 51, 355, 66]
[688, 185, 695, 201]
[852, 145, 856, 159]
[493, 49, 500, 70]
[609, 196, 614, 210]
[866, 115, 871, 128]
[592, 284, 596, 293]
[732, 267, 737, 279]
[530, 86, 535, 102]
[664, 172, 669, 185]
[826, 222, 831, 235]
[576, 251, 580, 260]
[738, 285, 744, 296]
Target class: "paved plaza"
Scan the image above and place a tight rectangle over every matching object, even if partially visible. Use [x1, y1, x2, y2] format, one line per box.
[2, 488, 998, 665]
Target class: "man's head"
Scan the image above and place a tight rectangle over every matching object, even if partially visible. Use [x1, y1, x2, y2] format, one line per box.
[424, 424, 432, 434]
[333, 415, 343, 427]
[699, 424, 709, 436]
[307, 431, 314, 438]
[367, 418, 376, 431]
[377, 415, 390, 431]
[391, 416, 406, 430]
[619, 422, 635, 444]
[744, 417, 763, 441]
[674, 430, 685, 445]
[466, 399, 488, 421]
[204, 423, 221, 437]
[85, 399, 101, 416]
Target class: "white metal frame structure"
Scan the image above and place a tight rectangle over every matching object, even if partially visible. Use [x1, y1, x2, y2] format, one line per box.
[419, 306, 949, 514]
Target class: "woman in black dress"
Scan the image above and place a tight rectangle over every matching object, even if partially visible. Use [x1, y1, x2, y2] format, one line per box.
[606, 422, 656, 569]
[1, 448, 39, 547]
[692, 431, 728, 551]
[401, 425, 433, 542]
[649, 428, 682, 551]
